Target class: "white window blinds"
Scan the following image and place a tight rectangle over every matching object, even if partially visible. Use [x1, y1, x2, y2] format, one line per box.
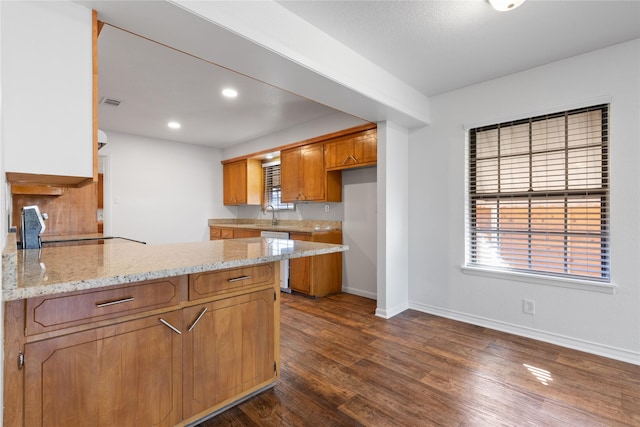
[263, 161, 294, 211]
[467, 104, 609, 281]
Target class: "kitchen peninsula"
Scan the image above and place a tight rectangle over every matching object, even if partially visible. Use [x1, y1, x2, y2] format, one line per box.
[208, 219, 343, 297]
[2, 233, 348, 427]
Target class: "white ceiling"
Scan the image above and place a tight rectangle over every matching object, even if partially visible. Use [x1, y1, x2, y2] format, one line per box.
[98, 24, 341, 148]
[277, 0, 640, 97]
[91, 0, 640, 148]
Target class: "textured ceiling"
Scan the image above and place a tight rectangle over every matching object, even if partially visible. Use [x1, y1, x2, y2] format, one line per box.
[277, 1, 640, 96]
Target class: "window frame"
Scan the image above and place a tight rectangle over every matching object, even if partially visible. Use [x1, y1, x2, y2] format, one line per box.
[465, 104, 610, 285]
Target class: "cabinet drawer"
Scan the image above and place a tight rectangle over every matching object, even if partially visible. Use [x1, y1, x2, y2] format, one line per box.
[210, 227, 222, 239]
[221, 228, 234, 239]
[25, 277, 183, 335]
[189, 263, 275, 300]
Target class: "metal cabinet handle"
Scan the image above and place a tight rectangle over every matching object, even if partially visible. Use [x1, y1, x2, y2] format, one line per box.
[188, 307, 208, 332]
[350, 154, 359, 163]
[96, 297, 134, 308]
[159, 318, 182, 334]
[228, 275, 251, 283]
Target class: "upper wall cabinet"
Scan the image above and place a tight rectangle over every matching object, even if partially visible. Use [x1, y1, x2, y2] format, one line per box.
[281, 144, 341, 203]
[223, 159, 262, 205]
[324, 128, 377, 171]
[2, 2, 96, 187]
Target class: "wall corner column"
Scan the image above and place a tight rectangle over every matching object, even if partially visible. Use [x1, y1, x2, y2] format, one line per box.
[376, 121, 410, 318]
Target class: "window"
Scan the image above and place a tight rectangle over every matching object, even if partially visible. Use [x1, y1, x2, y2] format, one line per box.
[467, 104, 609, 281]
[263, 161, 294, 211]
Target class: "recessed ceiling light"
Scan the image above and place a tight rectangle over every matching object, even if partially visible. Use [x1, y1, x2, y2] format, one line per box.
[222, 88, 238, 98]
[168, 121, 181, 129]
[487, 0, 525, 11]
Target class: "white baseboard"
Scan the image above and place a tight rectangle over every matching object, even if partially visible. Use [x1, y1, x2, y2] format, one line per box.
[375, 301, 409, 319]
[341, 286, 376, 300]
[409, 301, 640, 366]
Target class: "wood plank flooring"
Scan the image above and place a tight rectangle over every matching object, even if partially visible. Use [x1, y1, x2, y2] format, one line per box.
[197, 292, 640, 426]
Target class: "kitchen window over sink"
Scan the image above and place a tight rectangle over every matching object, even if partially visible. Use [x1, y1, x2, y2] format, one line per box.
[466, 104, 610, 283]
[263, 161, 294, 211]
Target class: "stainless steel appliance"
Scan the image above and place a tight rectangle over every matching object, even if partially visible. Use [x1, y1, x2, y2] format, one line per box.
[260, 230, 290, 293]
[20, 205, 47, 249]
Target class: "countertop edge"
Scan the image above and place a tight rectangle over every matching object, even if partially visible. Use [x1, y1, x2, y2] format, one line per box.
[208, 219, 342, 233]
[2, 240, 348, 301]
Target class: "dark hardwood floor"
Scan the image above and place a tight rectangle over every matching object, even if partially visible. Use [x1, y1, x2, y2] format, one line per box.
[198, 292, 640, 426]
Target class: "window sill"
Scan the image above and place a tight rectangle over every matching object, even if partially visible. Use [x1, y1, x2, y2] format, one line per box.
[460, 265, 616, 294]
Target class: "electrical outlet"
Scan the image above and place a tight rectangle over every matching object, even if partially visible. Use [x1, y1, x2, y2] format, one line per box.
[523, 298, 536, 315]
[324, 204, 330, 213]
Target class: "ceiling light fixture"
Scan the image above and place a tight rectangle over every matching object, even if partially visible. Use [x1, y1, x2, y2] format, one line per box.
[488, 0, 525, 12]
[168, 121, 181, 129]
[222, 88, 238, 98]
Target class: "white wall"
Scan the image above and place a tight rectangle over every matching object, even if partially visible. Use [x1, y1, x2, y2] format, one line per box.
[99, 131, 227, 244]
[376, 121, 410, 318]
[408, 39, 640, 364]
[342, 167, 377, 299]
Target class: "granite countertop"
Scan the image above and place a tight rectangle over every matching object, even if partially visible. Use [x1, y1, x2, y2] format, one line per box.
[2, 234, 348, 301]
[208, 219, 341, 233]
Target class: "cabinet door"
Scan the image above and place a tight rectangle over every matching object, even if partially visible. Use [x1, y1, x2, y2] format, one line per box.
[352, 129, 378, 166]
[24, 311, 183, 427]
[324, 137, 353, 169]
[289, 233, 312, 294]
[223, 159, 262, 206]
[223, 160, 247, 205]
[299, 144, 325, 201]
[210, 227, 222, 240]
[324, 129, 377, 171]
[183, 289, 275, 419]
[280, 148, 300, 202]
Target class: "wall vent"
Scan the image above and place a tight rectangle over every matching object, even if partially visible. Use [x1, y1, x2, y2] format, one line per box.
[100, 97, 123, 107]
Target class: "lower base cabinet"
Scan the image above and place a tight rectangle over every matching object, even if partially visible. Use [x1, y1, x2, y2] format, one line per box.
[4, 267, 279, 427]
[289, 231, 342, 297]
[183, 289, 275, 419]
[24, 311, 183, 427]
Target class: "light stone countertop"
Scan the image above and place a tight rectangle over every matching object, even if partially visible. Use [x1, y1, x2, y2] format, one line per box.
[2, 236, 348, 301]
[208, 219, 341, 233]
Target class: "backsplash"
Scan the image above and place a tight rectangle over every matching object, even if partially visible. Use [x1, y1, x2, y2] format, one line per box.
[237, 202, 344, 222]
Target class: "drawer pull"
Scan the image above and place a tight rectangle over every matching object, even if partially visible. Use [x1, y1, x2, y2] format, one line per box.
[228, 275, 251, 283]
[95, 297, 134, 308]
[188, 307, 208, 332]
[159, 318, 182, 335]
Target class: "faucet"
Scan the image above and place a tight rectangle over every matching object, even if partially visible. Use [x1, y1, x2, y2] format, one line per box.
[264, 205, 278, 226]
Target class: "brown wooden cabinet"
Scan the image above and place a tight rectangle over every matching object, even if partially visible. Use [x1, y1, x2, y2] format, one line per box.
[324, 128, 377, 171]
[223, 159, 262, 205]
[289, 231, 343, 297]
[182, 289, 275, 419]
[24, 310, 183, 427]
[4, 265, 280, 427]
[210, 226, 261, 240]
[281, 144, 341, 202]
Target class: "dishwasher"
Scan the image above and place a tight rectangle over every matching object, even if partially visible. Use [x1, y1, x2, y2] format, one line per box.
[260, 230, 291, 293]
